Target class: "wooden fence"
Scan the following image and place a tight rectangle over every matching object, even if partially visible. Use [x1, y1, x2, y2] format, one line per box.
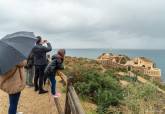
[52, 72, 86, 114]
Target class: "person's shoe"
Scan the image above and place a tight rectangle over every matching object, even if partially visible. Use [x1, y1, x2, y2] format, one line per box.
[53, 92, 61, 98]
[34, 88, 39, 91]
[17, 112, 23, 114]
[29, 84, 34, 87]
[26, 84, 34, 88]
[39, 89, 48, 94]
[26, 85, 30, 88]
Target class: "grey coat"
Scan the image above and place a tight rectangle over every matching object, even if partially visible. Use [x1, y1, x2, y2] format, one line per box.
[32, 43, 52, 66]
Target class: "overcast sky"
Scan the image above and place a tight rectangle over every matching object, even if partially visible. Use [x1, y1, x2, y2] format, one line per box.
[0, 0, 165, 49]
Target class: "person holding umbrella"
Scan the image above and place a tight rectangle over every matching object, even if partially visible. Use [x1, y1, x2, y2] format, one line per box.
[0, 60, 27, 114]
[32, 36, 52, 94]
[0, 31, 36, 114]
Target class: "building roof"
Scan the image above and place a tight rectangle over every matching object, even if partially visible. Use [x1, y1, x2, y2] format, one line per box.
[139, 57, 153, 63]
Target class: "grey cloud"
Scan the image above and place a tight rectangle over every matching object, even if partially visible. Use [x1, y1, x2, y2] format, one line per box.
[0, 0, 165, 49]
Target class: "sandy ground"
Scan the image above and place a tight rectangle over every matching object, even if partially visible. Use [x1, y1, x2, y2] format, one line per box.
[0, 75, 95, 114]
[0, 77, 65, 114]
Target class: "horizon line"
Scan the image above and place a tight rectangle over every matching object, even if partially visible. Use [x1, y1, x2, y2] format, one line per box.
[52, 48, 165, 50]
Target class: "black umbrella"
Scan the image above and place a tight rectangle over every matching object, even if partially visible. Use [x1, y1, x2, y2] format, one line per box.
[0, 31, 37, 75]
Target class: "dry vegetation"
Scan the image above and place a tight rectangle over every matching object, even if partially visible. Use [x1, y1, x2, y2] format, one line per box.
[63, 56, 165, 114]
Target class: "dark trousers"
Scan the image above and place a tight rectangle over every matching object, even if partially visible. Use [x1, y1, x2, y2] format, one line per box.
[34, 65, 46, 91]
[8, 92, 21, 114]
[44, 74, 48, 85]
[48, 76, 56, 95]
[44, 64, 49, 85]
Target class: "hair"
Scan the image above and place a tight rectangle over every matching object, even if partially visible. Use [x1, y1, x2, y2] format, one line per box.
[47, 54, 50, 58]
[57, 49, 66, 59]
[36, 36, 42, 44]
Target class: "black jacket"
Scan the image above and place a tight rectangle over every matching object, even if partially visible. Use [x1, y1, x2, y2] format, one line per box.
[44, 54, 64, 77]
[32, 43, 52, 66]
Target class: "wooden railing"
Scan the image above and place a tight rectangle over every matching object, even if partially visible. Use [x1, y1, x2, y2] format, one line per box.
[53, 71, 86, 114]
[65, 77, 86, 114]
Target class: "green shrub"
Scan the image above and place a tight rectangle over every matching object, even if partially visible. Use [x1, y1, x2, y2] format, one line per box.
[74, 68, 123, 113]
[64, 57, 163, 114]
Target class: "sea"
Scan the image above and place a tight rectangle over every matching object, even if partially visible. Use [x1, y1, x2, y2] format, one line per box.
[51, 49, 165, 82]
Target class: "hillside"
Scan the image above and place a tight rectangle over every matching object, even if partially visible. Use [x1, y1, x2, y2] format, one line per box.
[63, 56, 165, 114]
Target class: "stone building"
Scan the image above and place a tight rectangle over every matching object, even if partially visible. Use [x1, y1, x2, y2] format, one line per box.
[125, 57, 161, 78]
[97, 53, 161, 78]
[97, 53, 130, 65]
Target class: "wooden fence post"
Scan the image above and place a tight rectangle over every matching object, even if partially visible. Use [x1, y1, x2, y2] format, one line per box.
[64, 76, 73, 114]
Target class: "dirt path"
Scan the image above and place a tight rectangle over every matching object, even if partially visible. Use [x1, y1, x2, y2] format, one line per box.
[0, 77, 65, 114]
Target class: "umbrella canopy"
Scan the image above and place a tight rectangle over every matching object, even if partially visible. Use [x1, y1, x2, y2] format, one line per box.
[0, 31, 36, 75]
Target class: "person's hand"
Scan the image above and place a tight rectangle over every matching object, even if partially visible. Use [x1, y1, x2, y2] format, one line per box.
[43, 40, 48, 43]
